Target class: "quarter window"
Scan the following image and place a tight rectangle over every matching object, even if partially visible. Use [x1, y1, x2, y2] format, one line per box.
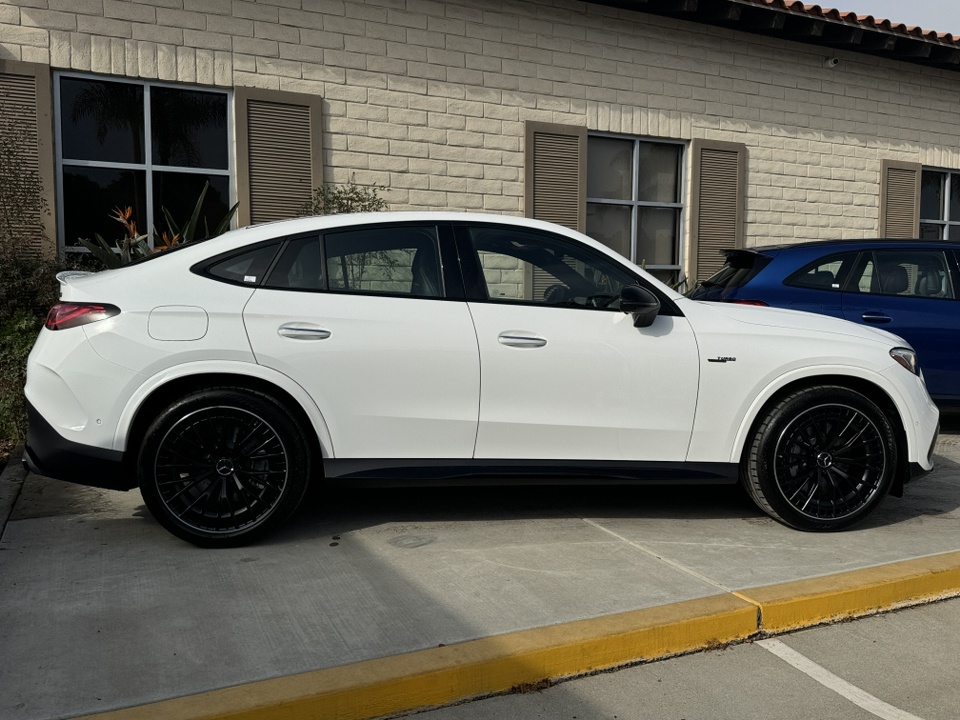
[586, 135, 683, 284]
[920, 169, 960, 240]
[55, 73, 232, 251]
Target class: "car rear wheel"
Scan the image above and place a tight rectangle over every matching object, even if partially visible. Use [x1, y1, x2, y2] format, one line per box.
[742, 385, 897, 531]
[138, 388, 311, 547]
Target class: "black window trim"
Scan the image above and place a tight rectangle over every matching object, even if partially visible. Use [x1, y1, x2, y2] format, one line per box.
[451, 221, 683, 317]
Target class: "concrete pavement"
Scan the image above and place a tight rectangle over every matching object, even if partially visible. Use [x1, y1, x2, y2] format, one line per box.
[2, 425, 960, 720]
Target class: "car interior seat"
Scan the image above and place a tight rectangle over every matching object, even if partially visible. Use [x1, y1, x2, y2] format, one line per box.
[915, 260, 949, 298]
[410, 246, 442, 297]
[880, 264, 910, 295]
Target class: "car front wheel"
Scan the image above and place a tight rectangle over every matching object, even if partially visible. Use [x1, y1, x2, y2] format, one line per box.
[138, 388, 311, 547]
[742, 385, 897, 531]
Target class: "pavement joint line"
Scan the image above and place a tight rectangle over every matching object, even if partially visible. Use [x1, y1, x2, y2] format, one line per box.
[757, 638, 925, 720]
[578, 516, 735, 593]
[73, 550, 960, 720]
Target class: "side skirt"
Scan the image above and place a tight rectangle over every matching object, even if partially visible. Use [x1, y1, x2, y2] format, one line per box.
[322, 459, 740, 487]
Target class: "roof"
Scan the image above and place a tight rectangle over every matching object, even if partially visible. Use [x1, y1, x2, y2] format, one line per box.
[623, 0, 960, 71]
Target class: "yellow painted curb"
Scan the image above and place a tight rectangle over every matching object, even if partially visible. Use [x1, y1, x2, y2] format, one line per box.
[76, 594, 757, 720]
[739, 550, 960, 632]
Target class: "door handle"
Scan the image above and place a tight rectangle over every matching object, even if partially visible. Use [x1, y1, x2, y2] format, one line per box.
[861, 312, 892, 324]
[498, 332, 547, 348]
[278, 323, 332, 340]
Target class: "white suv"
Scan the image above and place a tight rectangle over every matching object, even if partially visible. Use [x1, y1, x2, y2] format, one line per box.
[25, 213, 939, 546]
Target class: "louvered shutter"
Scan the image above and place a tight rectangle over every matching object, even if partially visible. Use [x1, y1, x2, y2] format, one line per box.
[235, 88, 323, 227]
[689, 139, 746, 282]
[879, 160, 921, 238]
[0, 61, 55, 255]
[524, 121, 586, 232]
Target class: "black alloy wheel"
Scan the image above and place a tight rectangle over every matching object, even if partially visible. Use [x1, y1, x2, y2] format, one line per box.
[742, 385, 897, 531]
[139, 388, 310, 547]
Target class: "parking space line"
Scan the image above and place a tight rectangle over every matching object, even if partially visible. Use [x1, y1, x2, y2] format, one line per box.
[578, 517, 736, 593]
[757, 639, 924, 720]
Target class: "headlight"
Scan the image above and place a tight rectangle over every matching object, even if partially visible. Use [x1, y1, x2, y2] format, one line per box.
[890, 347, 919, 376]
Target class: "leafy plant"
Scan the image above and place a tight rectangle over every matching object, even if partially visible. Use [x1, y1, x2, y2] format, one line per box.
[156, 181, 238, 248]
[78, 206, 150, 269]
[299, 179, 388, 216]
[0, 311, 44, 440]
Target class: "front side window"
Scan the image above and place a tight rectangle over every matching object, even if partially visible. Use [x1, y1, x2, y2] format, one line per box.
[324, 226, 443, 298]
[586, 135, 683, 284]
[467, 226, 635, 310]
[847, 250, 954, 299]
[920, 169, 960, 240]
[56, 74, 231, 251]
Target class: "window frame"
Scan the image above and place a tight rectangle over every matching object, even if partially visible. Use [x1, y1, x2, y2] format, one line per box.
[53, 70, 235, 252]
[585, 132, 685, 278]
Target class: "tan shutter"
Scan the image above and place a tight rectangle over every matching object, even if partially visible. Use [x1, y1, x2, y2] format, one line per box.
[879, 160, 921, 238]
[235, 88, 323, 227]
[0, 61, 55, 256]
[524, 121, 586, 233]
[689, 139, 747, 283]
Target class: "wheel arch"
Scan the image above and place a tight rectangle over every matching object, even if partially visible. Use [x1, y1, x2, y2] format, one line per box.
[733, 372, 911, 496]
[116, 363, 333, 478]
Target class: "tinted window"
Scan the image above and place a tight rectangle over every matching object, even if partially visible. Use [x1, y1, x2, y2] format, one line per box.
[265, 237, 323, 290]
[848, 250, 955, 299]
[324, 226, 443, 297]
[699, 251, 770, 292]
[467, 226, 634, 310]
[785, 253, 857, 291]
[208, 244, 280, 285]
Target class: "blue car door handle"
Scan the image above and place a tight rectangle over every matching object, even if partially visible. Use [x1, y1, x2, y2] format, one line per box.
[861, 312, 892, 324]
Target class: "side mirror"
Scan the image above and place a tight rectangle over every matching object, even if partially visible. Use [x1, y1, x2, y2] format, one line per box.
[620, 284, 660, 328]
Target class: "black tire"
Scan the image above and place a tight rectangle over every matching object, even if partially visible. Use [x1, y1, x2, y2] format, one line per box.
[138, 388, 311, 547]
[741, 385, 897, 531]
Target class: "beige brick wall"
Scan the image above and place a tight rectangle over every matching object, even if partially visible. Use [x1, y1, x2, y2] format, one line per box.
[4, 0, 960, 261]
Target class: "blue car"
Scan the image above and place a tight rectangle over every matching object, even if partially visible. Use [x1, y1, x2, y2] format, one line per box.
[689, 240, 960, 407]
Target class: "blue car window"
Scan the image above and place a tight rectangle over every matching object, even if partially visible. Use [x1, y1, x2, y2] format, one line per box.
[848, 250, 954, 299]
[784, 253, 857, 291]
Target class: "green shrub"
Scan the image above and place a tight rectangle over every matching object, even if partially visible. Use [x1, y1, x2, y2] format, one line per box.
[299, 179, 388, 216]
[0, 311, 44, 440]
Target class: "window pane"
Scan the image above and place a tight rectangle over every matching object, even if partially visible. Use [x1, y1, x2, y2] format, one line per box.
[587, 137, 632, 200]
[920, 223, 943, 240]
[785, 253, 856, 291]
[467, 226, 634, 309]
[872, 250, 954, 299]
[153, 172, 231, 242]
[62, 166, 146, 248]
[587, 202, 631, 259]
[951, 174, 960, 223]
[151, 87, 228, 169]
[208, 244, 280, 285]
[637, 142, 680, 203]
[636, 207, 678, 266]
[325, 226, 442, 297]
[265, 237, 323, 290]
[60, 77, 145, 163]
[949, 225, 960, 241]
[920, 170, 944, 220]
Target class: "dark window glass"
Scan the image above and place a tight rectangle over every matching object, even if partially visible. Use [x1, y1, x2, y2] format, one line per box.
[62, 167, 146, 248]
[467, 226, 634, 309]
[587, 137, 632, 200]
[920, 170, 944, 220]
[920, 223, 943, 240]
[949, 225, 960, 241]
[208, 245, 280, 285]
[60, 78, 144, 163]
[636, 142, 680, 203]
[785, 253, 857, 291]
[586, 203, 630, 258]
[151, 87, 228, 169]
[265, 237, 323, 290]
[324, 226, 442, 297]
[699, 251, 770, 291]
[637, 207, 678, 266]
[848, 250, 954, 299]
[152, 172, 230, 242]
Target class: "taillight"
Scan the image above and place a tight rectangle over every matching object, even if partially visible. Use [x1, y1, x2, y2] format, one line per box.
[45, 302, 120, 331]
[725, 299, 769, 307]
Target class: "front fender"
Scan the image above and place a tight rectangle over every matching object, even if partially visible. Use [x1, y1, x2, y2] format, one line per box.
[113, 360, 335, 458]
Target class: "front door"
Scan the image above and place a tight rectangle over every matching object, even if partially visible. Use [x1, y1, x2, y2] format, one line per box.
[457, 224, 700, 462]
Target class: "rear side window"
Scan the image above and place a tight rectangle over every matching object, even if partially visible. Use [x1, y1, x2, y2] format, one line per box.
[207, 243, 280, 285]
[700, 251, 770, 291]
[784, 253, 857, 291]
[324, 226, 443, 297]
[264, 237, 323, 290]
[847, 250, 955, 299]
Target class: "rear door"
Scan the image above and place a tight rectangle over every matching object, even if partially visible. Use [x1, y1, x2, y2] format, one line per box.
[242, 223, 481, 459]
[841, 248, 960, 400]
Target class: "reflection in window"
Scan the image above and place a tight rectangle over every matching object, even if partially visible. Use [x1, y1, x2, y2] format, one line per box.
[920, 169, 960, 240]
[56, 74, 231, 251]
[586, 135, 683, 285]
[849, 251, 954, 299]
[324, 227, 443, 297]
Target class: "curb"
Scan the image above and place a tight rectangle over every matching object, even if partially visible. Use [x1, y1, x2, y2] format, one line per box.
[0, 442, 27, 540]
[76, 551, 960, 720]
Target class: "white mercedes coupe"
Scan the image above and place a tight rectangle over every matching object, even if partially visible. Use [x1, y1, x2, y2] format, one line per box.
[24, 213, 939, 546]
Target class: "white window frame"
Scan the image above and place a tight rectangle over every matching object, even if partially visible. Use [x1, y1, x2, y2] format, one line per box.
[920, 167, 960, 240]
[53, 71, 235, 251]
[586, 132, 685, 277]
